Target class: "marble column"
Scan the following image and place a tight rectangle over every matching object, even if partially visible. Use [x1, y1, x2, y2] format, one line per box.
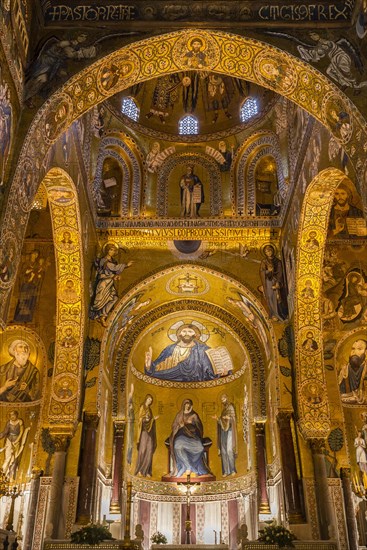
[23, 468, 42, 550]
[76, 412, 100, 524]
[110, 420, 125, 514]
[309, 438, 332, 540]
[277, 412, 304, 523]
[340, 468, 358, 550]
[123, 481, 133, 542]
[255, 422, 271, 515]
[45, 435, 70, 539]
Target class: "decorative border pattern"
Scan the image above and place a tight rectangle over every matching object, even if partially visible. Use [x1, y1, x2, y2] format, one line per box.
[328, 479, 348, 550]
[43, 169, 85, 427]
[1, 29, 366, 328]
[132, 477, 255, 498]
[303, 478, 320, 540]
[64, 477, 79, 538]
[295, 168, 348, 437]
[32, 477, 52, 550]
[130, 360, 248, 388]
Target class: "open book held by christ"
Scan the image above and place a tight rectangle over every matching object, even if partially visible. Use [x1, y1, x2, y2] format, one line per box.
[205, 346, 233, 377]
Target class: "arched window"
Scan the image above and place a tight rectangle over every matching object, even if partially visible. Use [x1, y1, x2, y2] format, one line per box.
[179, 115, 199, 135]
[240, 98, 258, 122]
[121, 97, 139, 121]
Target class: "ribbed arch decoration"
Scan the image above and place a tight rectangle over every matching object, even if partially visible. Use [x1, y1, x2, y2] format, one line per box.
[42, 168, 85, 430]
[295, 167, 353, 439]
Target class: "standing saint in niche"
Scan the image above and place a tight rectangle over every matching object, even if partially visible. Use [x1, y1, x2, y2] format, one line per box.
[259, 244, 288, 321]
[213, 394, 237, 477]
[179, 165, 204, 218]
[134, 394, 158, 477]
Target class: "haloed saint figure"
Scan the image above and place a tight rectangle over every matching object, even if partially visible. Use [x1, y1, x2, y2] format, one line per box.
[145, 322, 233, 382]
[134, 394, 158, 477]
[259, 244, 288, 321]
[169, 398, 210, 478]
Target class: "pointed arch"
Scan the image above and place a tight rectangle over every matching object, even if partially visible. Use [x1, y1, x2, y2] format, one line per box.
[41, 168, 85, 429]
[234, 132, 285, 216]
[1, 29, 366, 324]
[93, 133, 144, 217]
[295, 167, 355, 439]
[97, 263, 279, 419]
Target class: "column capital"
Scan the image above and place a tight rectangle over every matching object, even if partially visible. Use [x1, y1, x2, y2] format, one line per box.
[54, 434, 71, 452]
[277, 410, 293, 428]
[114, 419, 126, 435]
[340, 467, 351, 479]
[47, 428, 71, 452]
[309, 437, 326, 454]
[31, 466, 43, 479]
[254, 421, 266, 435]
[84, 412, 100, 429]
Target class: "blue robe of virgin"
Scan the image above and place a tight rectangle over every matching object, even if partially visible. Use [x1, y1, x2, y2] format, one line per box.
[145, 341, 216, 382]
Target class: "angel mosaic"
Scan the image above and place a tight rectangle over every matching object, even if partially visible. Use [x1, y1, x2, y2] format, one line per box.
[266, 31, 367, 92]
[25, 33, 97, 104]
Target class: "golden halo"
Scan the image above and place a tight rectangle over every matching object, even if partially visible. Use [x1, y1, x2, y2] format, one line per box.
[102, 241, 119, 255]
[335, 178, 363, 210]
[260, 242, 278, 258]
[175, 394, 198, 410]
[187, 35, 207, 52]
[0, 332, 36, 360]
[168, 319, 210, 342]
[218, 390, 232, 403]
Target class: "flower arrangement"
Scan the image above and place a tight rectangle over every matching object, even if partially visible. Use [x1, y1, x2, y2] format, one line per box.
[257, 524, 296, 548]
[71, 523, 114, 546]
[150, 532, 168, 544]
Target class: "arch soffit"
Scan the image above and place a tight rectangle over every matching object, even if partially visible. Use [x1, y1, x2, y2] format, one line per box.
[1, 29, 366, 322]
[112, 299, 265, 419]
[41, 167, 85, 430]
[295, 167, 355, 440]
[100, 262, 276, 358]
[235, 133, 285, 216]
[94, 134, 144, 217]
[97, 262, 278, 416]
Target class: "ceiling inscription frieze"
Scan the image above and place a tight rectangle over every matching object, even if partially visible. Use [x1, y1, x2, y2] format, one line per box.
[42, 0, 355, 25]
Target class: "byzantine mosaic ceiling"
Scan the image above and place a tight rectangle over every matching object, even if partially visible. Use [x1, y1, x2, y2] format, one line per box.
[108, 75, 278, 139]
[89, 73, 290, 226]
